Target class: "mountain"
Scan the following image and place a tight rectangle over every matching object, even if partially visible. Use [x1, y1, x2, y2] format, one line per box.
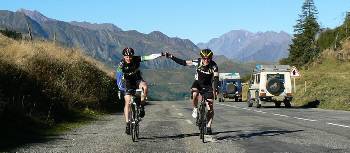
[197, 30, 292, 62]
[17, 8, 55, 23]
[70, 21, 122, 32]
[0, 9, 199, 69]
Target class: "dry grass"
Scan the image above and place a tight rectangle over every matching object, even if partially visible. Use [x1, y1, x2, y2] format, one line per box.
[0, 34, 120, 125]
[293, 40, 350, 111]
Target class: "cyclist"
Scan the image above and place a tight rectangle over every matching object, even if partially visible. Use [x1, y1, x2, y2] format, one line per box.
[165, 49, 219, 134]
[116, 47, 162, 135]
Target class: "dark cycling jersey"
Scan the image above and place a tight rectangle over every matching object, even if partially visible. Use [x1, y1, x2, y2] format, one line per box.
[116, 53, 162, 92]
[117, 56, 142, 81]
[192, 58, 219, 86]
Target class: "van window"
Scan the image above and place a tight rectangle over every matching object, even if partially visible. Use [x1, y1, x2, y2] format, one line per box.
[267, 74, 285, 83]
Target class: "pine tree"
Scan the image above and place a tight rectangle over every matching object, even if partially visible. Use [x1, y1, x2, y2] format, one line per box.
[284, 0, 320, 67]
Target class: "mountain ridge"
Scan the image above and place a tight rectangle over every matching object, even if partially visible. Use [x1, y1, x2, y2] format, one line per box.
[0, 9, 200, 69]
[197, 30, 292, 62]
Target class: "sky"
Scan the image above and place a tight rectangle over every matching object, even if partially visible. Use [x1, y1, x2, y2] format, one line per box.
[1, 0, 350, 44]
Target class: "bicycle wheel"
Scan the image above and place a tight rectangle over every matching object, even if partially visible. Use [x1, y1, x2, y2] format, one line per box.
[131, 102, 137, 142]
[135, 122, 139, 139]
[135, 106, 140, 139]
[201, 111, 207, 143]
[199, 102, 206, 141]
[131, 123, 137, 142]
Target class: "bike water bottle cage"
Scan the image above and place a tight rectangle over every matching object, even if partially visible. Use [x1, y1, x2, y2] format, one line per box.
[135, 89, 143, 97]
[126, 89, 142, 97]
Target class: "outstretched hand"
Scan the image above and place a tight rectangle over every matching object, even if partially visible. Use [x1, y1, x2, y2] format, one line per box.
[161, 52, 166, 57]
[162, 52, 172, 58]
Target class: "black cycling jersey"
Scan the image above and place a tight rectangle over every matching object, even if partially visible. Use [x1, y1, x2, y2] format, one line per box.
[192, 58, 219, 86]
[117, 56, 142, 81]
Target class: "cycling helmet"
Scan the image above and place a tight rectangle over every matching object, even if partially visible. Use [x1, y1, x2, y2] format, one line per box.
[122, 47, 135, 56]
[200, 49, 213, 58]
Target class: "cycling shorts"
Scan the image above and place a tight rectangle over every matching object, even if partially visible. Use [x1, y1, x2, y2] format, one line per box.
[191, 80, 214, 99]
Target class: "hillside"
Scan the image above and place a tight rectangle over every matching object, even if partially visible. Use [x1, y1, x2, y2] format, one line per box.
[293, 40, 350, 111]
[197, 30, 292, 62]
[0, 34, 119, 148]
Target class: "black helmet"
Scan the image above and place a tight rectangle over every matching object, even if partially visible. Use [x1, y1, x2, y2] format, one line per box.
[200, 49, 213, 58]
[122, 47, 134, 56]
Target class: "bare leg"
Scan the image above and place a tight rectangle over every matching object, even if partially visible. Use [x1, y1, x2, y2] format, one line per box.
[124, 95, 131, 123]
[192, 88, 199, 108]
[206, 99, 214, 127]
[139, 81, 148, 105]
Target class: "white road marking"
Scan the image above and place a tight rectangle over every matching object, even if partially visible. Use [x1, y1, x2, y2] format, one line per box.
[217, 103, 350, 129]
[205, 135, 217, 142]
[219, 104, 230, 107]
[231, 105, 239, 108]
[171, 105, 175, 108]
[177, 113, 184, 116]
[185, 119, 193, 125]
[327, 122, 350, 128]
[293, 117, 317, 122]
[253, 110, 267, 114]
[272, 113, 289, 117]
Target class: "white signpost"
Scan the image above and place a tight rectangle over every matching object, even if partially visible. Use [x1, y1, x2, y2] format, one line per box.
[290, 66, 301, 93]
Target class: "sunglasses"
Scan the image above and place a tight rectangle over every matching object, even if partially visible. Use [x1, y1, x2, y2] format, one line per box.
[202, 58, 211, 61]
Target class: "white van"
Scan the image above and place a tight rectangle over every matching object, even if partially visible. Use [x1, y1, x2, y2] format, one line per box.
[247, 65, 293, 108]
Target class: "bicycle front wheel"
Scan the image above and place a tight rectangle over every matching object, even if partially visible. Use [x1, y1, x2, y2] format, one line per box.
[130, 101, 137, 142]
[199, 103, 206, 142]
[132, 123, 137, 142]
[135, 122, 139, 139]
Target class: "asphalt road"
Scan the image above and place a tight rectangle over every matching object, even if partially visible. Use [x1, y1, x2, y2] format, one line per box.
[13, 100, 350, 153]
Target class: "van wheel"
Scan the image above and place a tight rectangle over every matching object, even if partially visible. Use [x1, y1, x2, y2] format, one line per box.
[275, 102, 281, 108]
[256, 99, 262, 108]
[284, 101, 291, 108]
[247, 99, 253, 107]
[256, 104, 262, 108]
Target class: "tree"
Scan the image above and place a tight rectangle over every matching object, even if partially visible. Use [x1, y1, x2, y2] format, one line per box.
[283, 0, 320, 67]
[0, 29, 22, 40]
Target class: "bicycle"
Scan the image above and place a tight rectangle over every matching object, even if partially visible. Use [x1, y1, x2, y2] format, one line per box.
[196, 88, 213, 143]
[127, 88, 143, 142]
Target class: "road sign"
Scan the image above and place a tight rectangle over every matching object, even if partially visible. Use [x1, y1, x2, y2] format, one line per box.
[291, 66, 301, 77]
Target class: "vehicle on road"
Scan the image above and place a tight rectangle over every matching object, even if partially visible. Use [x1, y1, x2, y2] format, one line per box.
[247, 65, 293, 108]
[217, 73, 242, 102]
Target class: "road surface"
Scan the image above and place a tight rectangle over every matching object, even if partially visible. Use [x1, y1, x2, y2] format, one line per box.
[13, 101, 350, 153]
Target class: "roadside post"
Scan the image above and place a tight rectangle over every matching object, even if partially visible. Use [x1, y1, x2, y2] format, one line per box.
[290, 66, 301, 93]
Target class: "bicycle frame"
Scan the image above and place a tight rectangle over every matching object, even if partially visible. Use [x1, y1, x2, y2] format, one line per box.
[197, 90, 211, 143]
[128, 89, 143, 142]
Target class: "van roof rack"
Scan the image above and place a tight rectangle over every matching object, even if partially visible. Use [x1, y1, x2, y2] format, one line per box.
[254, 65, 291, 72]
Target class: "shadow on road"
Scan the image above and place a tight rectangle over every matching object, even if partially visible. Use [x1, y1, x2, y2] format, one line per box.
[139, 130, 241, 141]
[138, 129, 302, 142]
[215, 129, 304, 141]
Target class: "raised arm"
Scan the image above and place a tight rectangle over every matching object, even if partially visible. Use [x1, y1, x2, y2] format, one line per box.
[141, 53, 163, 61]
[165, 52, 194, 66]
[212, 64, 219, 93]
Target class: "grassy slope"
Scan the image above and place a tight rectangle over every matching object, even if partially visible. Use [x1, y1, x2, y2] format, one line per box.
[0, 34, 120, 150]
[293, 42, 350, 111]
